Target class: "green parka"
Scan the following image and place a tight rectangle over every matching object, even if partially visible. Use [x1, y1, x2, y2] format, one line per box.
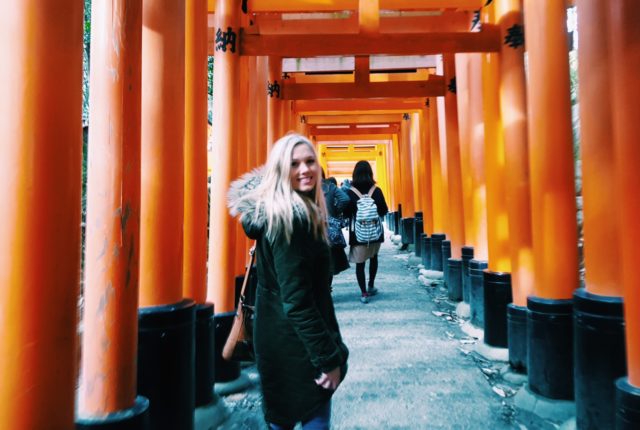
[228, 170, 349, 426]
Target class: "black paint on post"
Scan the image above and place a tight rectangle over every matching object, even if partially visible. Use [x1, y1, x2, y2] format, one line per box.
[461, 246, 474, 303]
[507, 303, 527, 373]
[447, 258, 463, 302]
[195, 303, 215, 407]
[413, 218, 424, 256]
[401, 217, 414, 245]
[527, 296, 574, 400]
[76, 396, 150, 430]
[441, 240, 451, 286]
[615, 377, 640, 430]
[421, 235, 431, 269]
[430, 233, 446, 271]
[483, 271, 512, 348]
[469, 259, 488, 328]
[137, 300, 196, 430]
[214, 311, 241, 382]
[574, 288, 626, 430]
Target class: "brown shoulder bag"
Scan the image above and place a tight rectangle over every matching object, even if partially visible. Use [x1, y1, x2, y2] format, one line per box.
[222, 245, 256, 362]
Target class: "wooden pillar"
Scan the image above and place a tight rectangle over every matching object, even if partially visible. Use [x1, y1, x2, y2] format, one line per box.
[399, 114, 415, 217]
[577, 0, 621, 297]
[208, 0, 240, 313]
[78, 0, 143, 419]
[482, 8, 510, 271]
[443, 54, 465, 258]
[0, 1, 83, 428]
[267, 56, 282, 146]
[410, 112, 423, 213]
[140, 0, 186, 307]
[497, 0, 533, 307]
[429, 98, 447, 233]
[256, 56, 269, 165]
[247, 57, 258, 170]
[524, 0, 577, 299]
[456, 54, 474, 247]
[391, 133, 402, 211]
[234, 56, 249, 276]
[419, 108, 435, 234]
[610, 0, 640, 388]
[184, 0, 208, 303]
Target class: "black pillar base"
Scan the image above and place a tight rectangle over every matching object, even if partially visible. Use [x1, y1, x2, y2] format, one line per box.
[527, 296, 574, 400]
[461, 246, 474, 303]
[441, 240, 451, 285]
[616, 377, 640, 429]
[483, 271, 512, 348]
[214, 311, 241, 383]
[401, 217, 415, 245]
[574, 288, 625, 430]
[507, 303, 527, 373]
[413, 218, 424, 257]
[430, 233, 446, 271]
[420, 235, 431, 269]
[447, 258, 463, 302]
[138, 299, 196, 430]
[469, 259, 488, 327]
[76, 396, 150, 430]
[393, 211, 400, 234]
[195, 303, 215, 407]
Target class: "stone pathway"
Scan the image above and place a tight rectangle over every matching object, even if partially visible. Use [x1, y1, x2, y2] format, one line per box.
[214, 232, 527, 430]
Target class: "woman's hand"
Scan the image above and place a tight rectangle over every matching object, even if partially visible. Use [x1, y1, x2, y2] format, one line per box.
[314, 366, 342, 390]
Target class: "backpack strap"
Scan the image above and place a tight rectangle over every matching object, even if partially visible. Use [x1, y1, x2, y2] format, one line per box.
[350, 187, 364, 199]
[367, 185, 377, 196]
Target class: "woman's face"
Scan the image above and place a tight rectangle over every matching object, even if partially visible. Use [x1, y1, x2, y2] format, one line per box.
[290, 143, 319, 193]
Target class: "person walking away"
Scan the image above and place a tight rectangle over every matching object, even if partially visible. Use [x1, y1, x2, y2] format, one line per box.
[345, 160, 389, 304]
[228, 133, 349, 430]
[321, 169, 350, 282]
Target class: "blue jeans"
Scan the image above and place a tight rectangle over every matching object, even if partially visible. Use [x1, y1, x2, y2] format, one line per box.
[268, 400, 331, 430]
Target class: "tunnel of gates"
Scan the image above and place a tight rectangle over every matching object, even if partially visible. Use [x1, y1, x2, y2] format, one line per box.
[1, 0, 639, 429]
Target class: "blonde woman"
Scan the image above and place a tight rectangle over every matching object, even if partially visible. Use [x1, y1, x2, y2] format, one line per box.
[228, 133, 349, 430]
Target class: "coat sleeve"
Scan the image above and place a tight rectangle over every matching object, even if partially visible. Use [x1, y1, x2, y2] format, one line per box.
[374, 187, 389, 216]
[333, 186, 351, 215]
[271, 224, 346, 373]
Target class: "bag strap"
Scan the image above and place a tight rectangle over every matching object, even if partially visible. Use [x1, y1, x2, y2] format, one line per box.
[238, 243, 256, 300]
[367, 185, 377, 196]
[350, 187, 363, 199]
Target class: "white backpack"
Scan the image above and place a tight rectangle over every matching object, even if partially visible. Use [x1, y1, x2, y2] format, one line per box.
[351, 185, 382, 244]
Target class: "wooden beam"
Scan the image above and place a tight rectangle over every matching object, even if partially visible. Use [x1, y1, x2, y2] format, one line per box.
[295, 99, 427, 113]
[208, 0, 485, 13]
[282, 56, 439, 73]
[305, 114, 403, 124]
[309, 124, 400, 135]
[313, 133, 394, 141]
[252, 11, 472, 35]
[240, 26, 501, 56]
[282, 79, 445, 100]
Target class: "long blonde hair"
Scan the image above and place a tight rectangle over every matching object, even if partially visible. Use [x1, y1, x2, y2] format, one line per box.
[245, 134, 327, 243]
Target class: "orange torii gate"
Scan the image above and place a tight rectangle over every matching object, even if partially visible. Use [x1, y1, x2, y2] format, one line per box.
[2, 1, 640, 430]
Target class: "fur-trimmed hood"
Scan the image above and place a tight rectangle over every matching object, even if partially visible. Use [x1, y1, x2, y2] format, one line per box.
[227, 167, 266, 239]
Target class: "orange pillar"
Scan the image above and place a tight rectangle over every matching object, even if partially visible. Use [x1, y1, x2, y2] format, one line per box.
[247, 57, 259, 170]
[482, 38, 510, 271]
[234, 56, 250, 276]
[524, 0, 578, 300]
[456, 54, 474, 248]
[429, 98, 447, 233]
[208, 0, 239, 313]
[140, 0, 186, 307]
[577, 1, 621, 297]
[77, 0, 144, 421]
[256, 57, 269, 165]
[399, 114, 415, 217]
[497, 0, 533, 306]
[0, 1, 83, 428]
[184, 0, 209, 303]
[610, 0, 640, 388]
[391, 133, 402, 212]
[419, 108, 434, 234]
[267, 56, 282, 146]
[443, 54, 465, 258]
[410, 112, 423, 213]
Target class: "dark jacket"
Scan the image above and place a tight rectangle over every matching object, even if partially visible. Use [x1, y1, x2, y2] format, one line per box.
[321, 179, 350, 219]
[228, 171, 349, 426]
[345, 183, 389, 246]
